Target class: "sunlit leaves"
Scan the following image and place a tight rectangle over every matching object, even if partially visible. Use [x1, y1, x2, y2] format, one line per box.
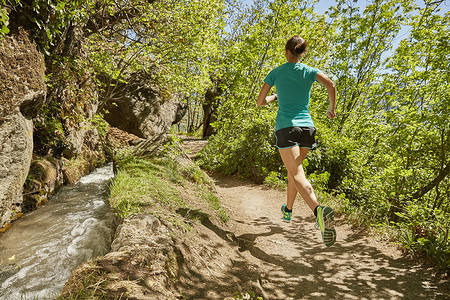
[0, 0, 10, 36]
[381, 9, 450, 202]
[86, 0, 225, 103]
[201, 0, 449, 267]
[201, 0, 326, 177]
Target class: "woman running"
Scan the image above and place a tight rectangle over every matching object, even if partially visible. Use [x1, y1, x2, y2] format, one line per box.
[257, 35, 337, 247]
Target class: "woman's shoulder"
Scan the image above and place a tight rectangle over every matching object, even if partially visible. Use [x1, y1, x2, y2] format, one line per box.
[294, 62, 312, 68]
[268, 63, 287, 76]
[295, 63, 321, 73]
[270, 62, 319, 75]
[274, 63, 288, 70]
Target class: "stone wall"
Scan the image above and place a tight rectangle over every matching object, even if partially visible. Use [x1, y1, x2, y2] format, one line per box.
[0, 31, 46, 228]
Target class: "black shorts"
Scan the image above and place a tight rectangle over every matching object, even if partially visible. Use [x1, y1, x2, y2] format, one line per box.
[275, 126, 317, 149]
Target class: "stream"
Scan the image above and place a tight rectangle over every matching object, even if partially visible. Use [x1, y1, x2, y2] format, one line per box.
[0, 163, 117, 300]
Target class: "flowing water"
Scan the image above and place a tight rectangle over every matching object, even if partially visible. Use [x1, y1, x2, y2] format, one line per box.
[0, 163, 117, 299]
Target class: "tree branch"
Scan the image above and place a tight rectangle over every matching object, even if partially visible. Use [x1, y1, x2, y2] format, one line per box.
[411, 164, 450, 200]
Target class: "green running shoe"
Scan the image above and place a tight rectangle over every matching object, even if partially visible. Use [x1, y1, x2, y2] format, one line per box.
[315, 206, 336, 247]
[281, 204, 292, 222]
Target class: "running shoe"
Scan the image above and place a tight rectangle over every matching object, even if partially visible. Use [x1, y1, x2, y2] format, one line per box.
[281, 204, 292, 222]
[315, 206, 336, 247]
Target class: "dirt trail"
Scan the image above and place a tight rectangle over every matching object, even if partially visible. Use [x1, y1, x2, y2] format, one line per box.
[180, 137, 448, 300]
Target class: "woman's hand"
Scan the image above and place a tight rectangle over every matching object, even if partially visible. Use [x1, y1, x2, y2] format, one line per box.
[326, 106, 335, 119]
[316, 72, 336, 119]
[257, 83, 273, 106]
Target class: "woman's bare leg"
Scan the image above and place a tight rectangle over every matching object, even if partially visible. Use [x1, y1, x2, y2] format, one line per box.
[286, 177, 296, 210]
[279, 146, 319, 212]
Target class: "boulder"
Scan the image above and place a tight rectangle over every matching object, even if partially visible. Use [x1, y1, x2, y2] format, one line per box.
[103, 71, 187, 139]
[22, 158, 64, 213]
[0, 31, 46, 228]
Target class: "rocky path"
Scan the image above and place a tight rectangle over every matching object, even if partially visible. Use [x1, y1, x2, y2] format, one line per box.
[180, 137, 449, 300]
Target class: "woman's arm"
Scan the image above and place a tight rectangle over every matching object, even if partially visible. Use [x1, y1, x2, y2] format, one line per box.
[316, 72, 336, 119]
[257, 83, 276, 107]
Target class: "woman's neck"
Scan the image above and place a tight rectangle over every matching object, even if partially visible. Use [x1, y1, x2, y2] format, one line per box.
[286, 53, 300, 63]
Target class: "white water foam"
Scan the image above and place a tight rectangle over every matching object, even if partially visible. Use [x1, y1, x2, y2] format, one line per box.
[0, 163, 117, 300]
[79, 163, 114, 184]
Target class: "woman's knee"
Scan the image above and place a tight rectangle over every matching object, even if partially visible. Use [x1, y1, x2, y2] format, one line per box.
[292, 174, 314, 192]
[303, 182, 314, 194]
[288, 171, 303, 184]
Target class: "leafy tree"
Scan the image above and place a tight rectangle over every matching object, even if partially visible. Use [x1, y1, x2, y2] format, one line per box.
[200, 0, 325, 178]
[84, 0, 225, 110]
[376, 6, 449, 265]
[5, 0, 225, 153]
[200, 0, 449, 268]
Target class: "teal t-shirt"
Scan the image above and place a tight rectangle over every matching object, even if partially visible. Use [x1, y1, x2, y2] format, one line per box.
[264, 63, 321, 131]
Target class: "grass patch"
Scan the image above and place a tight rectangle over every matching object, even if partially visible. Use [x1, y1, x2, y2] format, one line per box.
[199, 188, 230, 222]
[109, 138, 229, 225]
[56, 264, 114, 300]
[109, 154, 186, 218]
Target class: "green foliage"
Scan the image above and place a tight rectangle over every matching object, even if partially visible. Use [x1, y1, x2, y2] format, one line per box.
[86, 0, 225, 112]
[199, 105, 281, 179]
[326, 0, 414, 133]
[305, 126, 355, 191]
[34, 55, 100, 155]
[200, 0, 449, 268]
[110, 138, 229, 223]
[264, 171, 286, 190]
[110, 153, 184, 218]
[0, 0, 11, 36]
[199, 0, 323, 178]
[395, 202, 449, 269]
[4, 0, 95, 53]
[89, 112, 109, 138]
[33, 97, 66, 155]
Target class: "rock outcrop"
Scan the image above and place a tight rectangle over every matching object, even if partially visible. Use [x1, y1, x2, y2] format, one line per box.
[103, 70, 187, 140]
[61, 214, 182, 299]
[22, 158, 64, 213]
[0, 31, 46, 228]
[0, 22, 187, 231]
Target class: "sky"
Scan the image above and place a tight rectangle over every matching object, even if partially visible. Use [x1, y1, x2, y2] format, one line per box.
[240, 0, 450, 15]
[237, 0, 449, 55]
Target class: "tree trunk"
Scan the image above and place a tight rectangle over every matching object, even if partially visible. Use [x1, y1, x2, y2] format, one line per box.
[411, 165, 449, 200]
[202, 80, 223, 138]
